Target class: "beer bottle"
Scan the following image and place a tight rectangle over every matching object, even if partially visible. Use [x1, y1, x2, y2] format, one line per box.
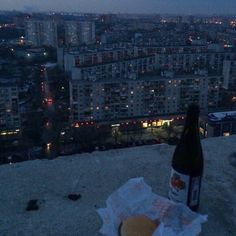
[169, 104, 203, 211]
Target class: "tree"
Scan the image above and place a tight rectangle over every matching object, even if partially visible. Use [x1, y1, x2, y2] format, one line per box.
[23, 111, 44, 146]
[73, 126, 109, 150]
[111, 127, 121, 144]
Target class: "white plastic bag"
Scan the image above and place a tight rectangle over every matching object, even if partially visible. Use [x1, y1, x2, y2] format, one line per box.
[97, 177, 207, 236]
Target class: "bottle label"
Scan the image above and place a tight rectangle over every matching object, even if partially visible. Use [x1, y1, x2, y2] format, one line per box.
[169, 168, 201, 207]
[169, 168, 190, 204]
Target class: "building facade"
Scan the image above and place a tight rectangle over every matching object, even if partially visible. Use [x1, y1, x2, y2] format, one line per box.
[79, 21, 95, 45]
[63, 45, 234, 76]
[0, 81, 21, 139]
[64, 45, 232, 125]
[69, 73, 221, 124]
[223, 60, 236, 89]
[25, 20, 58, 47]
[65, 21, 80, 46]
[65, 21, 95, 46]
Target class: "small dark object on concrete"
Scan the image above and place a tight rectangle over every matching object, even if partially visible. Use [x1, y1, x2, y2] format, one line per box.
[26, 199, 39, 211]
[67, 194, 81, 201]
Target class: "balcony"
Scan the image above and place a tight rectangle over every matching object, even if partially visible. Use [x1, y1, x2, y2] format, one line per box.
[0, 135, 235, 235]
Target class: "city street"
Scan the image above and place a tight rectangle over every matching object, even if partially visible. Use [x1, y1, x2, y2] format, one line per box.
[41, 65, 59, 159]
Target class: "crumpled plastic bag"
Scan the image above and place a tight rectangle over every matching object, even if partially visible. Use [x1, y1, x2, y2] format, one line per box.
[97, 177, 207, 236]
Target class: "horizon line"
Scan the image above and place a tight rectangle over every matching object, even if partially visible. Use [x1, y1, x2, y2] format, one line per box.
[0, 9, 235, 17]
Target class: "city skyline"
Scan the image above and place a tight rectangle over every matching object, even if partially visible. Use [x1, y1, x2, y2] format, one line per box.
[0, 0, 236, 15]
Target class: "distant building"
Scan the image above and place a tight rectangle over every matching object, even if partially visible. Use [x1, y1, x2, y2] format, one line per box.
[223, 60, 236, 89]
[0, 80, 21, 139]
[200, 111, 236, 137]
[79, 21, 95, 45]
[100, 14, 113, 25]
[65, 45, 225, 125]
[65, 21, 95, 46]
[101, 31, 127, 44]
[65, 21, 79, 46]
[25, 20, 58, 47]
[221, 60, 236, 107]
[154, 47, 233, 75]
[63, 46, 153, 74]
[62, 45, 234, 76]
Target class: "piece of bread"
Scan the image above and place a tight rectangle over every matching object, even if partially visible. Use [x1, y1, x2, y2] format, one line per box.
[119, 215, 157, 236]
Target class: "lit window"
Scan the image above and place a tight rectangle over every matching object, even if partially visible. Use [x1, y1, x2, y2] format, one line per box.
[143, 122, 148, 128]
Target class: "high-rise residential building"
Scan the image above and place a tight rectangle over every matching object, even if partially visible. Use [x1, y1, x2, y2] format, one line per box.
[223, 60, 236, 89]
[64, 43, 233, 125]
[69, 71, 221, 124]
[221, 59, 236, 107]
[25, 20, 58, 47]
[0, 80, 21, 139]
[65, 21, 80, 46]
[65, 21, 95, 46]
[79, 21, 95, 45]
[62, 45, 234, 75]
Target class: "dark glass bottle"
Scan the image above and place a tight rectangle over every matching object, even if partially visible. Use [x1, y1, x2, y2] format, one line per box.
[169, 104, 203, 211]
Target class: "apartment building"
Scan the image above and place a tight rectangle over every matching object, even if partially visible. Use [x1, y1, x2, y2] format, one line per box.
[70, 56, 155, 82]
[64, 46, 141, 72]
[63, 45, 234, 76]
[25, 19, 58, 47]
[65, 21, 95, 46]
[0, 80, 21, 139]
[144, 45, 234, 74]
[69, 73, 221, 124]
[223, 60, 236, 89]
[65, 21, 79, 46]
[65, 43, 230, 124]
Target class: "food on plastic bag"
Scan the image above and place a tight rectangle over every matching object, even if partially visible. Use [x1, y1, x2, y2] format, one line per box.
[97, 177, 207, 236]
[119, 215, 158, 236]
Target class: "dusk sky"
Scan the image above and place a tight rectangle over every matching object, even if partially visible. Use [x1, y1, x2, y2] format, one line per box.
[0, 0, 235, 15]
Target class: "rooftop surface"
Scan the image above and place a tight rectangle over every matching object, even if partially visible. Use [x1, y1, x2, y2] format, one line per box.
[1, 135, 236, 236]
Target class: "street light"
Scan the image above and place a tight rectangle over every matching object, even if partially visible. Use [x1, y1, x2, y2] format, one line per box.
[46, 143, 52, 151]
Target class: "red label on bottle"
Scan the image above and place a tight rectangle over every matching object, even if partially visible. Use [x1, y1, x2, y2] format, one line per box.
[169, 168, 201, 207]
[169, 168, 189, 204]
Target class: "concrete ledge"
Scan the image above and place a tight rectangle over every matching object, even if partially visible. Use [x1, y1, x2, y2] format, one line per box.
[0, 135, 236, 235]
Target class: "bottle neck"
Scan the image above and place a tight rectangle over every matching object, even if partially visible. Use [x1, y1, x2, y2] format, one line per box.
[185, 113, 199, 128]
[182, 112, 200, 136]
